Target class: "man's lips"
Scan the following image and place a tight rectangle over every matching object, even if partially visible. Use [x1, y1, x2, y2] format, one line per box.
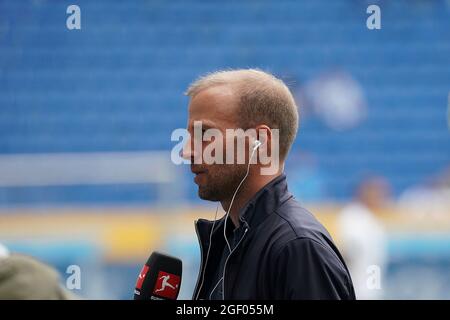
[191, 168, 207, 184]
[191, 166, 207, 175]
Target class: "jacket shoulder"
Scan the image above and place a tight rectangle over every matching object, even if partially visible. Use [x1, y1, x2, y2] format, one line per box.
[267, 197, 347, 267]
[274, 197, 334, 244]
[266, 199, 355, 299]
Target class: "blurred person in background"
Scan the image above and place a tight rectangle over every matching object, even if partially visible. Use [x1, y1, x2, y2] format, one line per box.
[337, 177, 389, 300]
[0, 253, 78, 300]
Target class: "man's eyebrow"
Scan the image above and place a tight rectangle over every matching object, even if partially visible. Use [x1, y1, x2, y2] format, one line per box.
[192, 120, 217, 129]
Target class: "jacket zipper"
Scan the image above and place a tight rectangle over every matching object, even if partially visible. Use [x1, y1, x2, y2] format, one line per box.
[221, 227, 249, 300]
[193, 220, 204, 300]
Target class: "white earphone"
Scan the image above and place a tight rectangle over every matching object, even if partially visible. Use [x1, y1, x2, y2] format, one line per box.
[223, 139, 261, 250]
[253, 140, 262, 150]
[195, 138, 262, 300]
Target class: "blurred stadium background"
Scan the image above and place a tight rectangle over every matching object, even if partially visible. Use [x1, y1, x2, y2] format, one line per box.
[0, 0, 449, 299]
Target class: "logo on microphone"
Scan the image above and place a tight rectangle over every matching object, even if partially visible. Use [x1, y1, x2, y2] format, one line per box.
[136, 265, 149, 290]
[153, 271, 180, 299]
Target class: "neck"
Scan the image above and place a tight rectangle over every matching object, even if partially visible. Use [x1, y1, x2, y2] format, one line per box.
[221, 169, 282, 227]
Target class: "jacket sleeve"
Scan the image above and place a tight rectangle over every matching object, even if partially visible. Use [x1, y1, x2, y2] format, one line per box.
[270, 238, 355, 300]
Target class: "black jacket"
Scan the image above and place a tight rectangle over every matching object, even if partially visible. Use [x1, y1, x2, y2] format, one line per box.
[192, 174, 355, 300]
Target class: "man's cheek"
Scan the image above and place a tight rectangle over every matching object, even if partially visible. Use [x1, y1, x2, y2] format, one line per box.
[203, 140, 225, 165]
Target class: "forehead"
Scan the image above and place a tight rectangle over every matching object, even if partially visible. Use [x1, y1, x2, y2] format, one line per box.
[187, 85, 238, 128]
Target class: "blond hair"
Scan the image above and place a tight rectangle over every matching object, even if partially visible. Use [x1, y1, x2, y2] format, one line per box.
[186, 69, 299, 160]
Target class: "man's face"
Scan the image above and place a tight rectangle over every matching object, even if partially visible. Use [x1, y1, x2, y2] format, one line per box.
[183, 85, 249, 201]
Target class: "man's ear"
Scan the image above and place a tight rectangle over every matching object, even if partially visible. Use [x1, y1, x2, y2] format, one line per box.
[255, 125, 272, 149]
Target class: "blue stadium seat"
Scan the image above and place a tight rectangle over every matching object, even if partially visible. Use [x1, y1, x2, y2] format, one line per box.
[0, 0, 449, 204]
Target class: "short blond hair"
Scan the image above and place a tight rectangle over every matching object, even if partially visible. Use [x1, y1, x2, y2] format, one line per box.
[186, 69, 299, 160]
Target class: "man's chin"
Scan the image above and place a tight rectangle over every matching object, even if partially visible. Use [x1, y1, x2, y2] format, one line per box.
[198, 187, 220, 202]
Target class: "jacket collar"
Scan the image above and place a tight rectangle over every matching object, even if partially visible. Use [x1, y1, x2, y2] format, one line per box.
[238, 173, 292, 229]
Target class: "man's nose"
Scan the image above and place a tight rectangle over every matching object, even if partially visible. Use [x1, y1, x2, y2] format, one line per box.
[180, 137, 199, 162]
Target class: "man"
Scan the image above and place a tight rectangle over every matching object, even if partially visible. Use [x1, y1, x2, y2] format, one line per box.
[182, 69, 355, 300]
[338, 177, 389, 299]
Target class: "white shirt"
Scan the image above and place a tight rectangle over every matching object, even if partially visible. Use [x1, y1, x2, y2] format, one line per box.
[337, 203, 387, 299]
